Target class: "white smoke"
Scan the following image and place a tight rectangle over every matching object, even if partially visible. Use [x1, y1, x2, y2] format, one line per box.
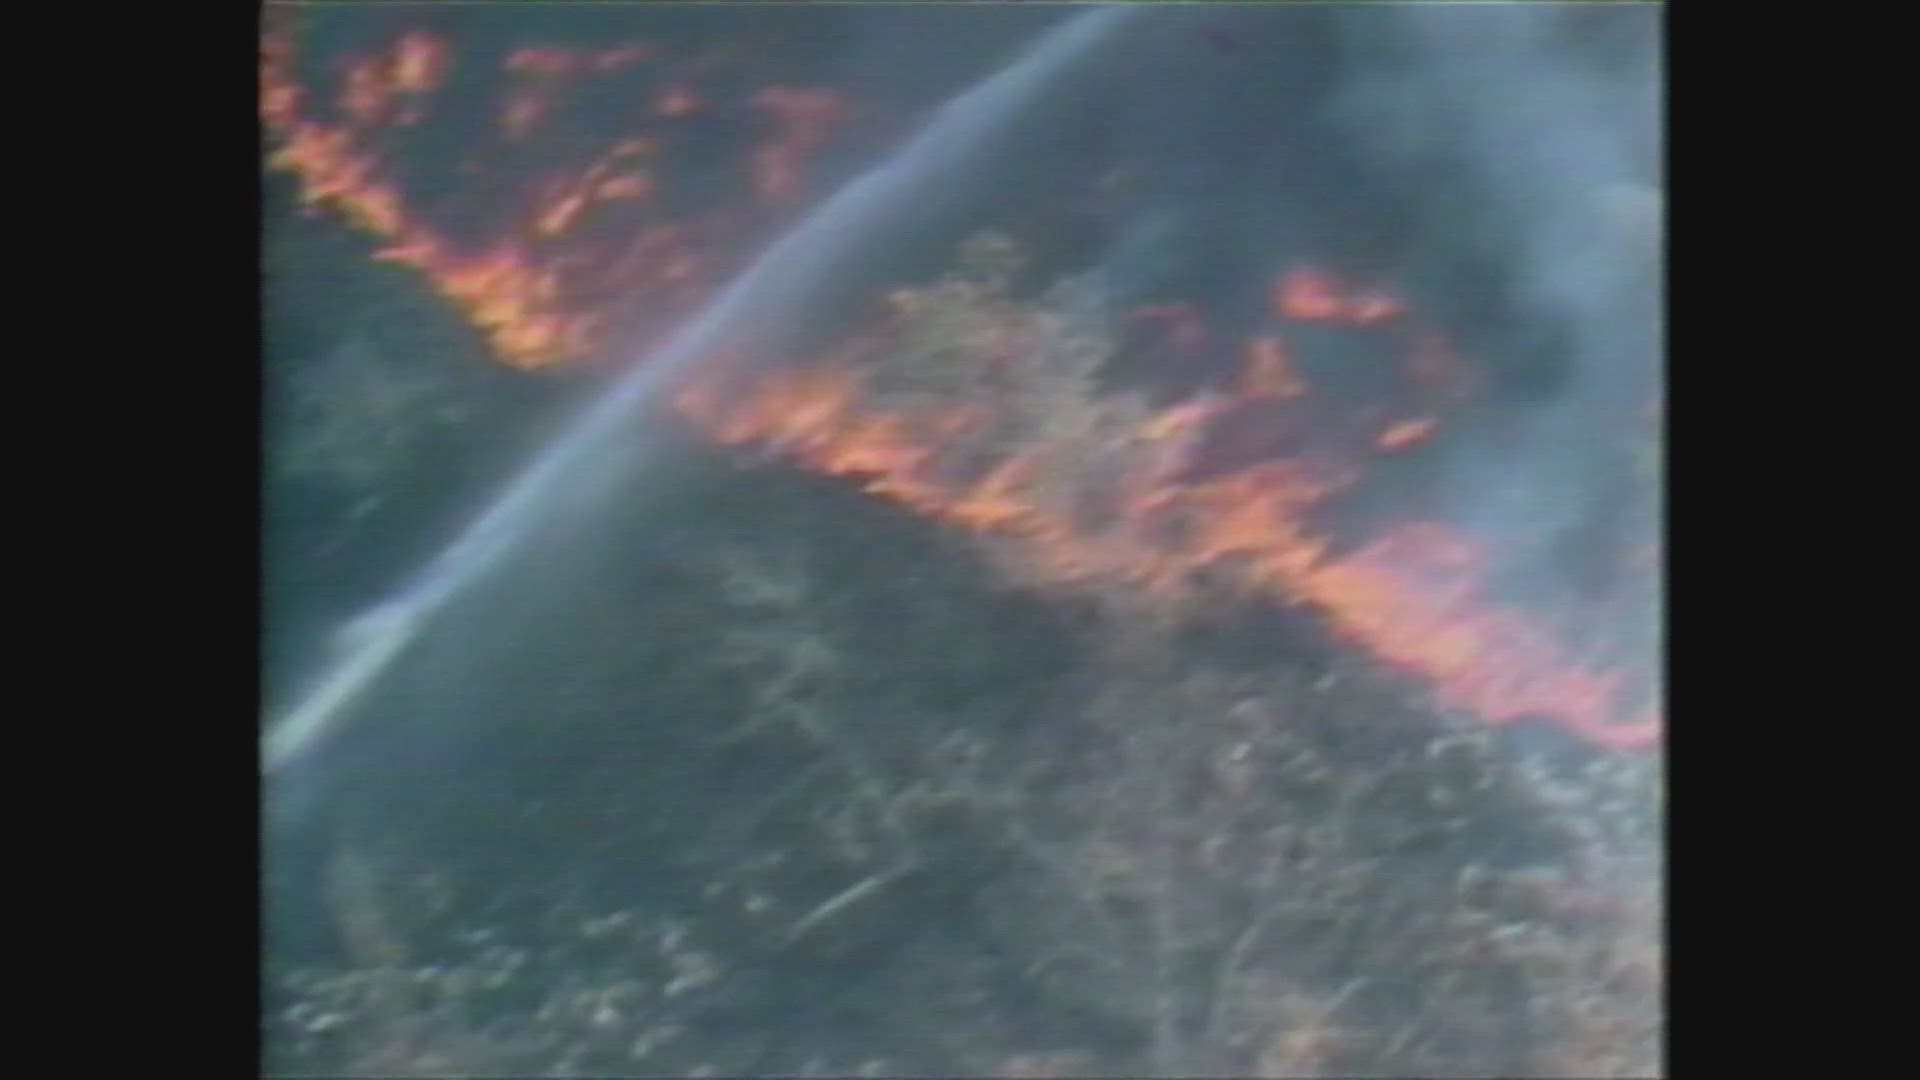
[1332, 4, 1663, 593]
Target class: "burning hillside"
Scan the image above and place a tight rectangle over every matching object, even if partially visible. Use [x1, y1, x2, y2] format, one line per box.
[263, 9, 1663, 1077]
[675, 237, 1659, 750]
[262, 20, 1662, 753]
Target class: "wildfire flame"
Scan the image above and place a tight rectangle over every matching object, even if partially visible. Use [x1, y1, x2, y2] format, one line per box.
[261, 27, 857, 370]
[264, 25, 1661, 752]
[1275, 267, 1406, 326]
[675, 362, 1658, 750]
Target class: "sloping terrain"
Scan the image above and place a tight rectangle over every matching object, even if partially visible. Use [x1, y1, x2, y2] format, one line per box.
[262, 6, 1663, 1076]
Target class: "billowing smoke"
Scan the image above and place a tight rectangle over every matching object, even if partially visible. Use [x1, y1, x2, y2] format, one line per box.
[1328, 4, 1663, 593]
[1080, 3, 1663, 601]
[1036, 3, 1665, 731]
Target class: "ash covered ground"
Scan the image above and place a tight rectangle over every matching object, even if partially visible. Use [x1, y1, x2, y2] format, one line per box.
[263, 5, 1663, 1077]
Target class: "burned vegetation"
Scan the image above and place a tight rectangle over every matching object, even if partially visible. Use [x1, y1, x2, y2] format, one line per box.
[266, 241, 1660, 1078]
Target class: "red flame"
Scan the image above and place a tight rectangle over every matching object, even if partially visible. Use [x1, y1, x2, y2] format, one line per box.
[262, 27, 859, 369]
[673, 278, 1660, 750]
[264, 25, 1660, 751]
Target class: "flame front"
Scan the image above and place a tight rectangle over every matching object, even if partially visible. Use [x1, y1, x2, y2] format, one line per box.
[261, 28, 857, 369]
[675, 357, 1660, 751]
[265, 24, 1661, 751]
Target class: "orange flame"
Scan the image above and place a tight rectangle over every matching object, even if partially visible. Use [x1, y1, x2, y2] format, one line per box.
[1275, 268, 1405, 326]
[533, 141, 662, 238]
[263, 28, 854, 370]
[673, 278, 1660, 750]
[393, 31, 449, 95]
[333, 31, 450, 129]
[264, 26, 1659, 751]
[1296, 526, 1658, 749]
[374, 237, 599, 362]
[266, 125, 408, 237]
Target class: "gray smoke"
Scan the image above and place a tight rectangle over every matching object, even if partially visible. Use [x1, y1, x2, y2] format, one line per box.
[1329, 4, 1663, 602]
[1089, 206, 1192, 305]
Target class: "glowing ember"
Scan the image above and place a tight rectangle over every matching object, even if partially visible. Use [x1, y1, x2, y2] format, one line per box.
[1378, 418, 1438, 451]
[393, 32, 448, 95]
